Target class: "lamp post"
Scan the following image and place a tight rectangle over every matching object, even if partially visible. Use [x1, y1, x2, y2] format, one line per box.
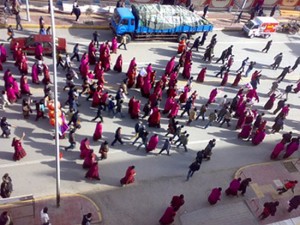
[25, 0, 30, 21]
[49, 0, 61, 207]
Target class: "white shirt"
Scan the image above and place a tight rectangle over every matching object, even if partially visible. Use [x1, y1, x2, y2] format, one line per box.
[40, 209, 50, 224]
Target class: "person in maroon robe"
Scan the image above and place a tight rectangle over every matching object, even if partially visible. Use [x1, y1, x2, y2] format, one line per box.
[111, 36, 118, 54]
[0, 43, 7, 63]
[182, 62, 192, 79]
[220, 71, 229, 86]
[208, 187, 222, 205]
[270, 141, 285, 159]
[283, 137, 300, 159]
[127, 66, 137, 88]
[197, 67, 207, 83]
[42, 63, 51, 84]
[252, 128, 266, 145]
[85, 161, 100, 180]
[131, 100, 140, 119]
[88, 41, 96, 65]
[225, 178, 241, 196]
[141, 79, 151, 98]
[264, 93, 276, 110]
[238, 123, 252, 139]
[231, 72, 242, 86]
[294, 80, 300, 93]
[168, 101, 180, 118]
[80, 138, 92, 159]
[20, 74, 31, 95]
[159, 206, 176, 225]
[170, 194, 185, 211]
[120, 165, 136, 186]
[146, 134, 159, 152]
[126, 57, 136, 76]
[6, 84, 17, 103]
[128, 96, 135, 115]
[83, 150, 96, 169]
[93, 121, 103, 141]
[102, 52, 111, 71]
[19, 54, 28, 75]
[113, 54, 123, 73]
[35, 43, 43, 60]
[165, 56, 175, 75]
[258, 201, 279, 220]
[207, 88, 218, 104]
[148, 107, 161, 128]
[163, 96, 175, 114]
[12, 132, 26, 161]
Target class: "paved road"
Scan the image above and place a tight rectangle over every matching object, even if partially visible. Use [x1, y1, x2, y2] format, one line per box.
[0, 29, 299, 224]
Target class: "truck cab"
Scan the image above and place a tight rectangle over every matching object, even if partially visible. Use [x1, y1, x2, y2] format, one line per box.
[243, 17, 279, 39]
[110, 8, 135, 38]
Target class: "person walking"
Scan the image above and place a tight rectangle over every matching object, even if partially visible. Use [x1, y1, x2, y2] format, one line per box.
[186, 160, 201, 181]
[235, 11, 243, 23]
[73, 5, 81, 21]
[277, 66, 291, 82]
[40, 207, 50, 225]
[1, 173, 13, 198]
[176, 133, 189, 152]
[203, 4, 209, 18]
[225, 178, 241, 196]
[81, 213, 92, 225]
[65, 127, 76, 151]
[270, 53, 283, 70]
[262, 40, 272, 53]
[277, 180, 298, 195]
[208, 187, 222, 205]
[159, 206, 176, 225]
[196, 104, 208, 121]
[190, 36, 200, 52]
[291, 56, 300, 71]
[204, 110, 217, 129]
[71, 43, 80, 62]
[118, 35, 127, 50]
[236, 57, 249, 73]
[288, 195, 300, 213]
[111, 127, 124, 146]
[170, 194, 185, 211]
[157, 138, 172, 156]
[238, 178, 252, 195]
[91, 105, 104, 122]
[15, 11, 23, 31]
[273, 99, 286, 115]
[258, 201, 279, 220]
[245, 61, 255, 77]
[92, 31, 100, 48]
[99, 140, 109, 160]
[120, 165, 136, 186]
[7, 25, 14, 41]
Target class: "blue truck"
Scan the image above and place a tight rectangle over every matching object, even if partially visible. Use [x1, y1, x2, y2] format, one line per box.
[110, 4, 213, 42]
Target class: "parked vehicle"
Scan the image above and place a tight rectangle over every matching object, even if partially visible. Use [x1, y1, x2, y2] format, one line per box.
[277, 20, 300, 35]
[243, 17, 279, 38]
[110, 4, 213, 42]
[10, 34, 67, 55]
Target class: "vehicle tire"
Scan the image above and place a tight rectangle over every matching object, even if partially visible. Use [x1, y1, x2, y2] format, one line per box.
[264, 34, 270, 39]
[178, 33, 188, 42]
[289, 29, 296, 35]
[124, 34, 132, 43]
[249, 34, 254, 39]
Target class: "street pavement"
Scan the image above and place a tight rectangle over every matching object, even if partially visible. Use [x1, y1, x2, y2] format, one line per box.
[0, 5, 300, 225]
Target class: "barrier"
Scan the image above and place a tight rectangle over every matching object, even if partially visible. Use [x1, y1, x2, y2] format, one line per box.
[0, 194, 35, 219]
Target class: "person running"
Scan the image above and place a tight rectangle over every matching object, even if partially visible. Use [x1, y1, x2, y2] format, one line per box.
[186, 160, 201, 181]
[277, 180, 298, 195]
[157, 138, 172, 156]
[258, 201, 279, 220]
[111, 127, 124, 146]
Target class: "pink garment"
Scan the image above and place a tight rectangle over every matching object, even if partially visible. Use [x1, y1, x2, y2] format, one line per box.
[31, 63, 39, 84]
[127, 58, 136, 75]
[35, 44, 43, 59]
[0, 44, 7, 63]
[271, 142, 285, 159]
[238, 124, 252, 139]
[246, 89, 259, 102]
[225, 179, 240, 196]
[20, 75, 31, 94]
[165, 57, 175, 75]
[168, 103, 179, 118]
[182, 62, 191, 79]
[80, 138, 91, 159]
[197, 68, 206, 82]
[220, 72, 229, 86]
[163, 97, 175, 113]
[207, 88, 218, 104]
[146, 64, 153, 74]
[146, 135, 159, 152]
[6, 86, 17, 103]
[283, 140, 300, 158]
[93, 122, 103, 141]
[111, 37, 118, 53]
[252, 130, 266, 145]
[208, 188, 221, 205]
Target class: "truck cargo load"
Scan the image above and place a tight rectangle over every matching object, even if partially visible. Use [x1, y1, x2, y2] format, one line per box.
[110, 4, 213, 42]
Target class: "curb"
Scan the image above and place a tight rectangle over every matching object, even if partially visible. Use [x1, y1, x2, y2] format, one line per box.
[234, 158, 297, 179]
[0, 24, 111, 30]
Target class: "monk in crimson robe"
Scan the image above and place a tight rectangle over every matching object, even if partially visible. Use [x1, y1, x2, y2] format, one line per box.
[93, 121, 103, 141]
[148, 107, 161, 128]
[197, 67, 207, 82]
[120, 165, 136, 186]
[159, 207, 176, 225]
[207, 88, 218, 104]
[231, 72, 242, 86]
[208, 187, 222, 205]
[80, 138, 92, 159]
[170, 195, 185, 211]
[146, 134, 159, 152]
[113, 54, 122, 73]
[165, 56, 175, 75]
[85, 161, 100, 180]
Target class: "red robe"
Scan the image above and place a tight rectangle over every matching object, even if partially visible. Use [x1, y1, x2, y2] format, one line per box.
[208, 188, 222, 205]
[252, 129, 266, 145]
[148, 107, 161, 127]
[220, 71, 229, 86]
[232, 72, 242, 86]
[197, 68, 206, 82]
[93, 122, 103, 141]
[85, 162, 100, 180]
[80, 138, 91, 159]
[146, 135, 159, 152]
[113, 54, 122, 73]
[159, 207, 176, 225]
[12, 139, 26, 161]
[120, 166, 136, 185]
[165, 57, 175, 75]
[271, 141, 285, 159]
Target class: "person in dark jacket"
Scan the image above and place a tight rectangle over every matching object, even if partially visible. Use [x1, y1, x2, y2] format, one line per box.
[186, 160, 201, 181]
[238, 178, 252, 195]
[15, 11, 23, 30]
[273, 99, 286, 115]
[111, 127, 124, 146]
[81, 213, 92, 225]
[288, 195, 300, 212]
[73, 5, 81, 21]
[71, 43, 80, 62]
[262, 40, 272, 53]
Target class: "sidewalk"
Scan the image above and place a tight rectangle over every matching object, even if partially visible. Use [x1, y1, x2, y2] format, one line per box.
[236, 159, 300, 225]
[0, 194, 102, 225]
[0, 5, 291, 31]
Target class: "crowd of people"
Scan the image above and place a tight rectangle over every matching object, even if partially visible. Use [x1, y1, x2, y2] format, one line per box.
[0, 2, 300, 223]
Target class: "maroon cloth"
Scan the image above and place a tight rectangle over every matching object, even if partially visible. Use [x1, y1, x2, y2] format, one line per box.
[93, 122, 103, 141]
[232, 72, 242, 86]
[148, 107, 161, 127]
[83, 153, 96, 169]
[120, 166, 136, 185]
[238, 124, 252, 139]
[220, 72, 229, 86]
[252, 129, 266, 145]
[197, 68, 206, 82]
[12, 139, 26, 161]
[225, 179, 241, 196]
[165, 57, 175, 75]
[271, 142, 285, 159]
[207, 88, 218, 104]
[146, 135, 159, 152]
[159, 207, 176, 225]
[80, 138, 91, 159]
[208, 188, 221, 205]
[264, 94, 276, 110]
[85, 162, 100, 180]
[170, 196, 185, 211]
[284, 140, 300, 158]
